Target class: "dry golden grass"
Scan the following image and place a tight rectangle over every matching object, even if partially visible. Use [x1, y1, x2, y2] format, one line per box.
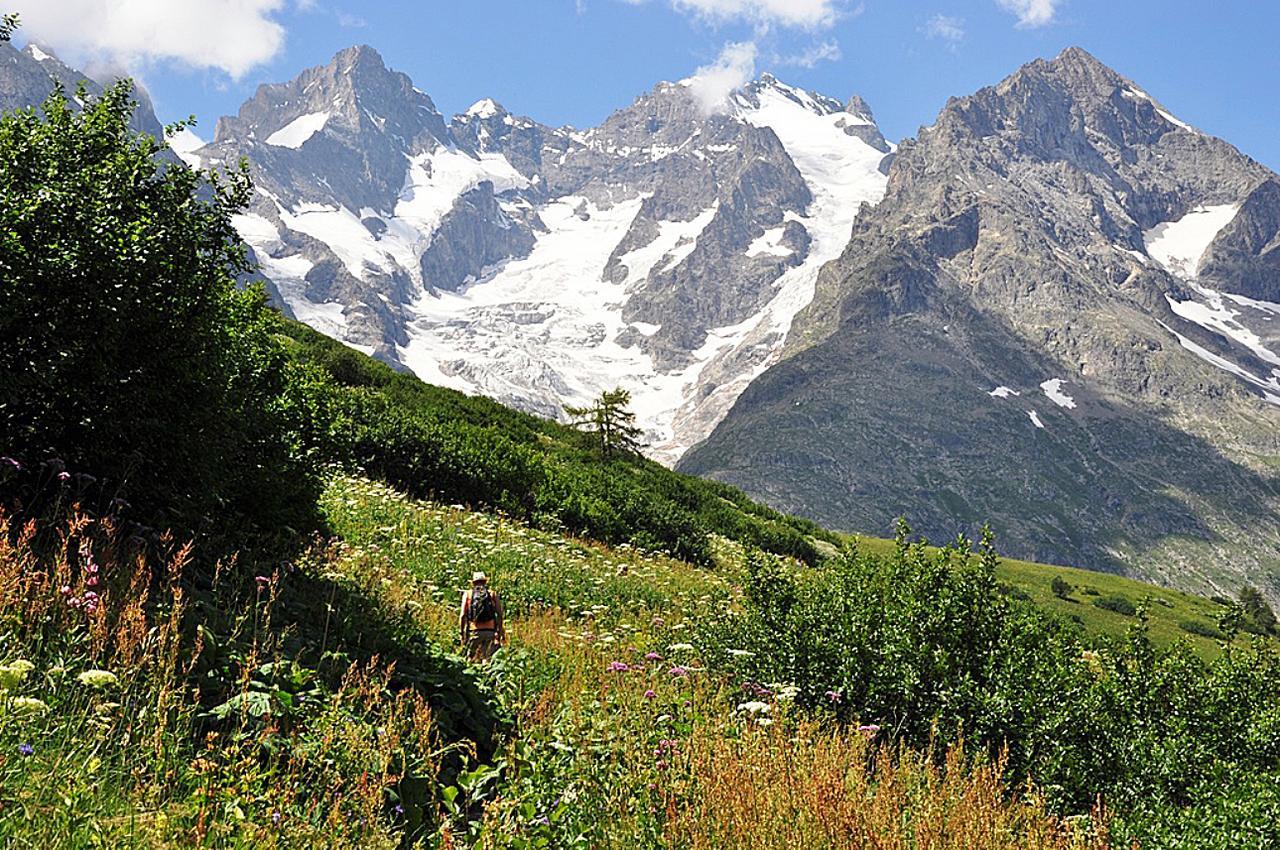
[666, 720, 1111, 850]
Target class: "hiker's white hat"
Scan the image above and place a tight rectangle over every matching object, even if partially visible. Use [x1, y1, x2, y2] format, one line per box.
[471, 571, 488, 583]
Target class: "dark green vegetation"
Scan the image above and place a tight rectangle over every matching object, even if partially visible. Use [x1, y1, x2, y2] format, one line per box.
[0, 76, 321, 541]
[703, 532, 1280, 845]
[280, 321, 834, 568]
[2, 72, 1278, 849]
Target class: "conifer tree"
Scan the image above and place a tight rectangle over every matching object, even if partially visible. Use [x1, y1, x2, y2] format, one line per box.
[565, 388, 644, 457]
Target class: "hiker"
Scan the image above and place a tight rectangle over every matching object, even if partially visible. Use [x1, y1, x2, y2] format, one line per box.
[459, 571, 505, 661]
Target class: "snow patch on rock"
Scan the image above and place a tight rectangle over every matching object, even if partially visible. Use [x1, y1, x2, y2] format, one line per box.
[1144, 204, 1240, 279]
[266, 112, 330, 148]
[1040, 379, 1077, 409]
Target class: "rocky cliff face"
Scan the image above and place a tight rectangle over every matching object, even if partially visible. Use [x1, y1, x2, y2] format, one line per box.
[0, 41, 164, 137]
[681, 48, 1280, 598]
[190, 47, 891, 460]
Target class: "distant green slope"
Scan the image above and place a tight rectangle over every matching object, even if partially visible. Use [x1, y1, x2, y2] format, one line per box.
[850, 534, 1259, 657]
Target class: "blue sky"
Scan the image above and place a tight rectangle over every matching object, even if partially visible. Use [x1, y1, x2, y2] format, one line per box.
[11, 1, 1280, 169]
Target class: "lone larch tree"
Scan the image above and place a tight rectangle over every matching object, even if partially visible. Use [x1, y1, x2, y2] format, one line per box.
[565, 388, 644, 457]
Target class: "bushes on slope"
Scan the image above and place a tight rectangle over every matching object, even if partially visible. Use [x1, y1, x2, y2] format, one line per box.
[0, 82, 320, 538]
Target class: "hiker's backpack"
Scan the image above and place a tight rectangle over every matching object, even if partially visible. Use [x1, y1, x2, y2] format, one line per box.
[468, 587, 496, 624]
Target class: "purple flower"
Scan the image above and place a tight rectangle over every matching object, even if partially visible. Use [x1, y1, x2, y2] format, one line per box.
[86, 576, 99, 588]
[56, 471, 71, 482]
[858, 724, 881, 737]
[254, 575, 271, 588]
[607, 661, 630, 673]
[644, 689, 657, 700]
[825, 689, 843, 704]
[668, 666, 689, 677]
[1, 457, 20, 472]
[394, 804, 405, 817]
[18, 743, 33, 757]
[271, 811, 282, 825]
[535, 815, 550, 827]
[644, 652, 663, 662]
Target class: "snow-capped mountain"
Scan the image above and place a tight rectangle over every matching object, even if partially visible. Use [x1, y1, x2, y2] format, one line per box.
[682, 48, 1280, 598]
[189, 46, 892, 461]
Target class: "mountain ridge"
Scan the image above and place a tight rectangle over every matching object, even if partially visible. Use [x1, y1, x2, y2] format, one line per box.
[681, 46, 1280, 599]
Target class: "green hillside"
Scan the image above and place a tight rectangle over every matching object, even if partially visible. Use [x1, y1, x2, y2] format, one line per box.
[850, 535, 1255, 657]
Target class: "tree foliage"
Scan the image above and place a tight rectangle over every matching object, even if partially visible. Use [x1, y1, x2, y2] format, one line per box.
[0, 81, 320, 536]
[1239, 584, 1277, 634]
[565, 387, 644, 457]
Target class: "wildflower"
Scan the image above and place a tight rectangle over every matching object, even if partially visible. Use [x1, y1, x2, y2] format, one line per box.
[18, 743, 33, 756]
[77, 669, 119, 689]
[858, 724, 881, 737]
[736, 700, 771, 716]
[10, 697, 49, 715]
[651, 616, 665, 627]
[756, 717, 775, 727]
[394, 804, 405, 817]
[825, 689, 843, 704]
[272, 811, 282, 826]
[667, 642, 694, 653]
[644, 652, 663, 662]
[60, 585, 71, 595]
[56, 471, 71, 482]
[607, 661, 630, 673]
[644, 689, 657, 700]
[727, 649, 754, 658]
[0, 660, 35, 691]
[255, 575, 271, 587]
[668, 666, 689, 678]
[1, 456, 20, 472]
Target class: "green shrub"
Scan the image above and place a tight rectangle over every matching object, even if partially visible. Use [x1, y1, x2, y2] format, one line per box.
[1051, 576, 1072, 599]
[1178, 619, 1226, 640]
[0, 83, 320, 537]
[1092, 594, 1137, 616]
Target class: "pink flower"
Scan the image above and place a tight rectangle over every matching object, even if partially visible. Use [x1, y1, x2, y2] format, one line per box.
[858, 724, 881, 737]
[644, 689, 657, 700]
[86, 576, 99, 588]
[668, 666, 689, 678]
[644, 652, 663, 662]
[607, 661, 630, 673]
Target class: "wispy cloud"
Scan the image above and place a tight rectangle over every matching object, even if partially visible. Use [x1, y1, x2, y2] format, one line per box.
[622, 0, 842, 31]
[685, 40, 756, 114]
[775, 40, 842, 68]
[995, 0, 1060, 28]
[9, 0, 298, 79]
[922, 13, 965, 48]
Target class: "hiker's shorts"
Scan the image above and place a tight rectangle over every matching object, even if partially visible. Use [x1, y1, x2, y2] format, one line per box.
[467, 628, 498, 661]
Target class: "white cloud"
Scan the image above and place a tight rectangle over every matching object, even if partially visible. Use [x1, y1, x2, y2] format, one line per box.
[995, 0, 1059, 28]
[9, 0, 293, 79]
[625, 0, 841, 30]
[776, 39, 842, 68]
[923, 14, 965, 45]
[685, 41, 756, 115]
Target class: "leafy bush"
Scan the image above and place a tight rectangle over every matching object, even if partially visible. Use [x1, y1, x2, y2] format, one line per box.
[0, 83, 319, 537]
[702, 524, 1280, 838]
[1178, 619, 1226, 640]
[1051, 575, 1072, 599]
[1092, 594, 1137, 616]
